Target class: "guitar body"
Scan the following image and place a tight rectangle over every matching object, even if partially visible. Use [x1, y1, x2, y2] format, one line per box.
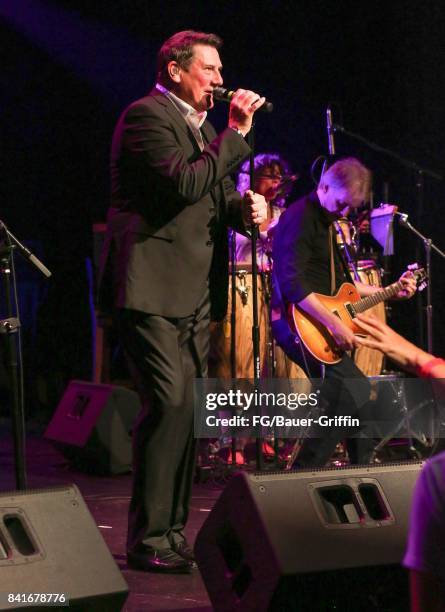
[288, 283, 363, 365]
[286, 265, 426, 366]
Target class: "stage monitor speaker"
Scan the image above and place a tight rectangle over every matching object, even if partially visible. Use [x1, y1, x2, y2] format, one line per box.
[0, 484, 128, 611]
[195, 462, 423, 611]
[44, 381, 141, 474]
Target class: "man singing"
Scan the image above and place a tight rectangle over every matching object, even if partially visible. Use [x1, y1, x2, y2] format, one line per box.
[99, 30, 267, 573]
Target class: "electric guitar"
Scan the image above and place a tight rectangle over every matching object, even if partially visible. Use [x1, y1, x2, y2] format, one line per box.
[287, 265, 427, 364]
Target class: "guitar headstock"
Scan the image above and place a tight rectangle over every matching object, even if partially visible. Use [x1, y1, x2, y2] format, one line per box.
[407, 263, 428, 292]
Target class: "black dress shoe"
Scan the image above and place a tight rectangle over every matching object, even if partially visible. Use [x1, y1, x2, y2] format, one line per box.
[127, 547, 191, 574]
[171, 538, 196, 563]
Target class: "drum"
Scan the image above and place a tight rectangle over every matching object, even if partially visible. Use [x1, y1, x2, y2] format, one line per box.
[209, 270, 269, 378]
[353, 260, 386, 376]
[335, 218, 358, 256]
[209, 269, 306, 380]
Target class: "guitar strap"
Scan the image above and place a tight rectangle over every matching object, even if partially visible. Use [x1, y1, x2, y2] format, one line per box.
[329, 222, 355, 294]
[333, 220, 361, 281]
[329, 224, 336, 295]
[330, 222, 358, 363]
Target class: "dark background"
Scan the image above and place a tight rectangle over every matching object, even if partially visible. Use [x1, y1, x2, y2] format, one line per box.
[1, 0, 444, 416]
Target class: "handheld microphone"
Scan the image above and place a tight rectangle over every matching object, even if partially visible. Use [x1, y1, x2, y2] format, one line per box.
[326, 106, 336, 155]
[213, 87, 274, 113]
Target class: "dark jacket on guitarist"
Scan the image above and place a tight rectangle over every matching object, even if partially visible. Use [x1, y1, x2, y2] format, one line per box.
[273, 191, 353, 305]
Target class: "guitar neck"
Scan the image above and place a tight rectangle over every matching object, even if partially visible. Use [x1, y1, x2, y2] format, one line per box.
[353, 280, 403, 314]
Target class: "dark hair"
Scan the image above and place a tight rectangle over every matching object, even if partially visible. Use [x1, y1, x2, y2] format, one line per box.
[157, 30, 223, 82]
[237, 152, 293, 208]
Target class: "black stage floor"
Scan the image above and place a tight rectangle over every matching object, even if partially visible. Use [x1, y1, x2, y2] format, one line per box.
[0, 420, 214, 612]
[1, 419, 418, 611]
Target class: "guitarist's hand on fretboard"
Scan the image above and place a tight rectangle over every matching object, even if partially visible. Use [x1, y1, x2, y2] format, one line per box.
[288, 265, 426, 365]
[393, 270, 417, 300]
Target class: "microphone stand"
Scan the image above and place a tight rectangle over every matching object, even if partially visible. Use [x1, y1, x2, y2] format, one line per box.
[321, 106, 336, 177]
[0, 220, 51, 490]
[332, 122, 442, 181]
[397, 214, 445, 353]
[247, 125, 264, 471]
[333, 121, 442, 351]
[333, 221, 360, 281]
[229, 229, 238, 467]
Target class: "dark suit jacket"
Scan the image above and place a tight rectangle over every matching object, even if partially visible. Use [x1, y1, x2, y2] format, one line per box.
[98, 88, 251, 320]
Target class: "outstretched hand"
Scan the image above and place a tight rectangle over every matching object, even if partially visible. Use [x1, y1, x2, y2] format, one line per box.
[355, 313, 423, 372]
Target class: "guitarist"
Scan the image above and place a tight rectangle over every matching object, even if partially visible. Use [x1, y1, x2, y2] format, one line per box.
[272, 157, 417, 467]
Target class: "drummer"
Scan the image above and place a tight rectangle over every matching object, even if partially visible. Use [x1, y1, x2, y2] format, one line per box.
[209, 152, 298, 380]
[233, 153, 296, 272]
[208, 153, 303, 463]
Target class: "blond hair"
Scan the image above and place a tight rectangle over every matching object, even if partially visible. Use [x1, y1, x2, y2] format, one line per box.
[320, 157, 371, 203]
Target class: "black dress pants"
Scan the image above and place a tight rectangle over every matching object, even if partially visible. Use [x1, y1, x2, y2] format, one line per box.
[117, 291, 210, 552]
